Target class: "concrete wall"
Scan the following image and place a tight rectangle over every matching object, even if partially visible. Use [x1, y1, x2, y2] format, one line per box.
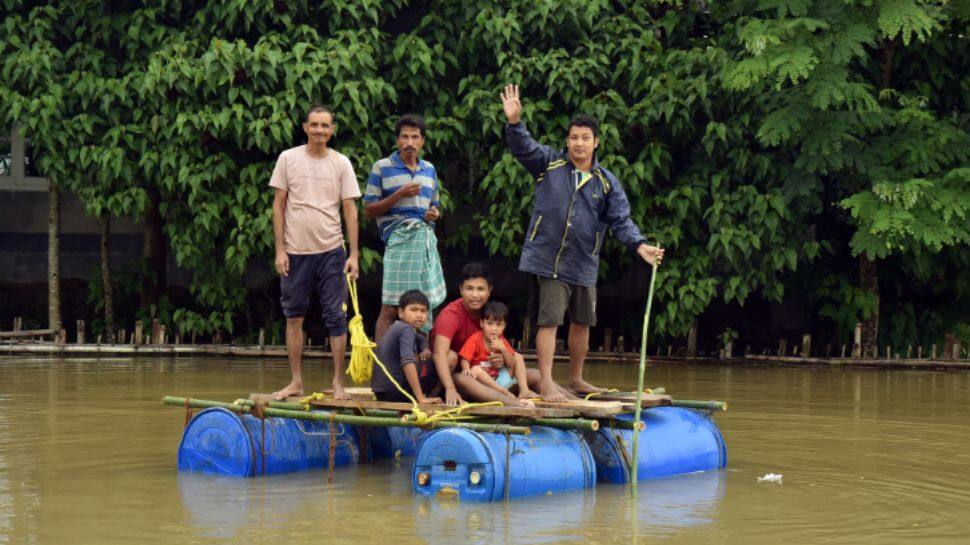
[0, 190, 144, 284]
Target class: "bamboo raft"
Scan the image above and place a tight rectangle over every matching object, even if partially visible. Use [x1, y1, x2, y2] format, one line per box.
[164, 386, 726, 435]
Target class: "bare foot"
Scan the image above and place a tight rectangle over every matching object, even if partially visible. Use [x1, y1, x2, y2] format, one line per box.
[569, 379, 606, 396]
[331, 381, 351, 400]
[539, 381, 568, 403]
[503, 396, 533, 408]
[518, 389, 537, 400]
[271, 382, 303, 401]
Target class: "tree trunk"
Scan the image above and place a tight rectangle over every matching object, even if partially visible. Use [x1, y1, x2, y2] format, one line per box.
[855, 40, 895, 359]
[100, 215, 115, 343]
[141, 196, 167, 310]
[686, 321, 698, 357]
[859, 254, 879, 357]
[48, 183, 61, 332]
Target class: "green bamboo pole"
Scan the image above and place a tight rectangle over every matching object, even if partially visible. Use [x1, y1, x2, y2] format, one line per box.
[597, 418, 646, 431]
[631, 260, 659, 498]
[670, 399, 728, 411]
[162, 396, 530, 435]
[450, 417, 602, 432]
[230, 403, 599, 432]
[516, 418, 599, 432]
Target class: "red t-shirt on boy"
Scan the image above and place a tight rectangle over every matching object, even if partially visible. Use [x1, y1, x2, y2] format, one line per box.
[458, 331, 516, 379]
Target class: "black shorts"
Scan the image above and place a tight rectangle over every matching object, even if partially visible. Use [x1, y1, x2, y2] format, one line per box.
[374, 390, 412, 403]
[374, 361, 439, 402]
[279, 247, 348, 336]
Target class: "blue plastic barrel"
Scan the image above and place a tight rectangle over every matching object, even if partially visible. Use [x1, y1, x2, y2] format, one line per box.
[178, 407, 360, 476]
[585, 407, 727, 483]
[413, 426, 596, 501]
[364, 427, 429, 459]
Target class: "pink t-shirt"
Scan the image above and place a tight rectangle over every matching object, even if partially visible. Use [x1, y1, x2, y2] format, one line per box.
[269, 145, 361, 254]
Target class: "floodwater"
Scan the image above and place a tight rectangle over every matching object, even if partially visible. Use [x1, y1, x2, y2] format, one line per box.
[1, 356, 968, 545]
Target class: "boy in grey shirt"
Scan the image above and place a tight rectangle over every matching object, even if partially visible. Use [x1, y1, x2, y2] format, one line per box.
[372, 290, 442, 404]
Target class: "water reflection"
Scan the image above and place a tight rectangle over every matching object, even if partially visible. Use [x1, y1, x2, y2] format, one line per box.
[600, 470, 726, 530]
[177, 455, 725, 543]
[413, 489, 596, 545]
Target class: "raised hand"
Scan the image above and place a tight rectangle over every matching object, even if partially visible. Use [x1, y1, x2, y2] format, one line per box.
[501, 84, 522, 124]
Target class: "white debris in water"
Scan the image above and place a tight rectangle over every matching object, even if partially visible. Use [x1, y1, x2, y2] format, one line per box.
[758, 473, 783, 483]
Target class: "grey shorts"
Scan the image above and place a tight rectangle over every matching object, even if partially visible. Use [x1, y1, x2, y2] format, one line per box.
[536, 276, 597, 327]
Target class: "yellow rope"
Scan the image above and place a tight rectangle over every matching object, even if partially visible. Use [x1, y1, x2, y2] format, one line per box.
[341, 275, 504, 425]
[584, 388, 620, 401]
[346, 275, 377, 385]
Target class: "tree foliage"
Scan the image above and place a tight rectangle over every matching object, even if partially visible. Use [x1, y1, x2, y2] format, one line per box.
[1, 0, 967, 347]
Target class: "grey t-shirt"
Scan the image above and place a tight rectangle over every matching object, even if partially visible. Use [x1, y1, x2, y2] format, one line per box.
[371, 320, 429, 394]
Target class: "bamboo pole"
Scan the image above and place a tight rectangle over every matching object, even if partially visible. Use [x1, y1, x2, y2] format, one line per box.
[671, 399, 728, 411]
[631, 260, 659, 498]
[238, 402, 602, 432]
[406, 414, 601, 432]
[601, 419, 645, 431]
[162, 397, 531, 435]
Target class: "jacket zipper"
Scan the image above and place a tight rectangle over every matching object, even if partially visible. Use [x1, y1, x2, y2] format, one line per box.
[553, 182, 580, 278]
[530, 215, 543, 241]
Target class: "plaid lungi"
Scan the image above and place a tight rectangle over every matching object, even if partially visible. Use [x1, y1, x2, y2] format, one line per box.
[382, 220, 447, 311]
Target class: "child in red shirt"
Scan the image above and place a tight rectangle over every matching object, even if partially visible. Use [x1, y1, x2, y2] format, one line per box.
[458, 301, 535, 401]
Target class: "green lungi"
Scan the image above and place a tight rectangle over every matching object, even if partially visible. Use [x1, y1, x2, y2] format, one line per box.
[382, 220, 446, 312]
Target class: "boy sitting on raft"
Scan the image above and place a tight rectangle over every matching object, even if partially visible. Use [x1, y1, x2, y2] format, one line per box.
[458, 301, 536, 403]
[371, 290, 443, 404]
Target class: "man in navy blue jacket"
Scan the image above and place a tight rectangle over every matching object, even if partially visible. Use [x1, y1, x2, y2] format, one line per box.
[501, 84, 665, 402]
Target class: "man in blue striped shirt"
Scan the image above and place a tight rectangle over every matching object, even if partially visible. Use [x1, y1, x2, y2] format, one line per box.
[364, 115, 447, 340]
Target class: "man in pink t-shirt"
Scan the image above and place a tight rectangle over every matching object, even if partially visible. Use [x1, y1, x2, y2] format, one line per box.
[269, 105, 361, 401]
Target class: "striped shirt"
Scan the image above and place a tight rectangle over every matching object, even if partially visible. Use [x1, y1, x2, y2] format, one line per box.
[363, 151, 440, 243]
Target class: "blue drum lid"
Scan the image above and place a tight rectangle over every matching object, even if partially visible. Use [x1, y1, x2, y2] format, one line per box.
[178, 407, 255, 477]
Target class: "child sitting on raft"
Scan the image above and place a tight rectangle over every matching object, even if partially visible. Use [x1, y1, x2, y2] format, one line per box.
[371, 290, 442, 404]
[458, 301, 536, 403]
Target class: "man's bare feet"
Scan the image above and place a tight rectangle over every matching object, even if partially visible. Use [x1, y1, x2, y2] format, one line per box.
[539, 380, 568, 403]
[271, 381, 303, 401]
[331, 381, 351, 400]
[569, 379, 606, 396]
[518, 389, 537, 400]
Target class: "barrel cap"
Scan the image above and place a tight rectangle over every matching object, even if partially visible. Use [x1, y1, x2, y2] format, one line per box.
[178, 407, 255, 477]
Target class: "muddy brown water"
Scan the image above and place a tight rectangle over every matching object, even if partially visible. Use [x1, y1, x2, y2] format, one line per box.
[1, 356, 968, 544]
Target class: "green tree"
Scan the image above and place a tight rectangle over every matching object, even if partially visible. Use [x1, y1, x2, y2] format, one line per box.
[724, 0, 970, 353]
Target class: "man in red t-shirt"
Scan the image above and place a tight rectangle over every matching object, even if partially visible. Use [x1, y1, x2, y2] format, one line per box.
[429, 263, 522, 406]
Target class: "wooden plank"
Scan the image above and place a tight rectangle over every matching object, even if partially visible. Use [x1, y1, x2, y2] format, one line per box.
[320, 387, 637, 415]
[531, 400, 626, 418]
[313, 398, 579, 419]
[0, 328, 57, 339]
[319, 387, 377, 400]
[251, 395, 580, 419]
